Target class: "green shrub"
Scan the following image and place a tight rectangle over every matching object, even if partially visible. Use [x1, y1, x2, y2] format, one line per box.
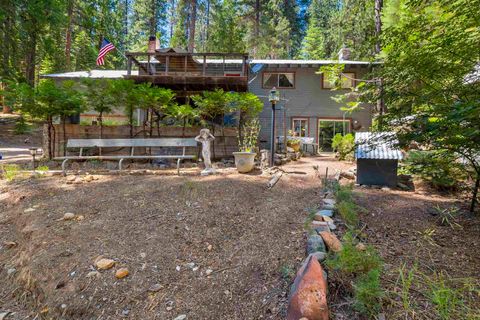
[37, 165, 49, 172]
[402, 150, 466, 190]
[335, 184, 353, 203]
[427, 272, 464, 320]
[337, 200, 359, 228]
[14, 117, 31, 134]
[1, 164, 21, 181]
[353, 268, 384, 316]
[331, 133, 355, 161]
[326, 232, 383, 275]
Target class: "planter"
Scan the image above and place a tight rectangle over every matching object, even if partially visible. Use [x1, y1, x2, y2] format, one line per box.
[287, 141, 301, 152]
[233, 152, 256, 173]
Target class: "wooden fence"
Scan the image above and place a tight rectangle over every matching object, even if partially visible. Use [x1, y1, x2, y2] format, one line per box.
[44, 124, 238, 159]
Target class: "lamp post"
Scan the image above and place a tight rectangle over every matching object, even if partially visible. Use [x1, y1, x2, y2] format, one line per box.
[268, 87, 280, 166]
[29, 148, 43, 172]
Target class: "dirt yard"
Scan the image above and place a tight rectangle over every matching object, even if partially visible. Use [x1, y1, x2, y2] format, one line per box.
[0, 157, 350, 319]
[355, 187, 480, 319]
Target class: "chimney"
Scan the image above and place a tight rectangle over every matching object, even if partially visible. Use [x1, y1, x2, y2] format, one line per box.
[338, 47, 351, 61]
[148, 36, 156, 53]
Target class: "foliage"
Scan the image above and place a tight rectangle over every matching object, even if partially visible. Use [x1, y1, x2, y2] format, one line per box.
[326, 232, 383, 275]
[353, 268, 384, 316]
[402, 150, 467, 190]
[427, 272, 465, 320]
[331, 133, 355, 161]
[14, 117, 31, 134]
[337, 200, 359, 229]
[192, 89, 232, 124]
[36, 165, 49, 172]
[363, 0, 480, 211]
[301, 0, 375, 59]
[335, 183, 354, 203]
[0, 164, 21, 181]
[238, 119, 261, 153]
[82, 79, 116, 127]
[434, 206, 462, 230]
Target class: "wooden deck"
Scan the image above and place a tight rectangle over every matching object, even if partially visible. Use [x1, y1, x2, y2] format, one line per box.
[125, 51, 249, 92]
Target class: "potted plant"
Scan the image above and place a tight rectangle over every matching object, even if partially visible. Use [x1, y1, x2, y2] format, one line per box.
[287, 131, 301, 152]
[233, 119, 260, 173]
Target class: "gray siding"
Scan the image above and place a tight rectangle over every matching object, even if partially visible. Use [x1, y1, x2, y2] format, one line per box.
[248, 65, 373, 150]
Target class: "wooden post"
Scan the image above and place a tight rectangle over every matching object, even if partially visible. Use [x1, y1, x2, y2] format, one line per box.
[165, 56, 169, 75]
[126, 56, 132, 76]
[222, 56, 225, 75]
[203, 55, 206, 76]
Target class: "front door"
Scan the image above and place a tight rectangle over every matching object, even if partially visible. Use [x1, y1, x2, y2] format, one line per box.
[318, 119, 350, 151]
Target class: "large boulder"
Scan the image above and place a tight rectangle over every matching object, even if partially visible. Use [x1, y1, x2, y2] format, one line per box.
[287, 255, 329, 320]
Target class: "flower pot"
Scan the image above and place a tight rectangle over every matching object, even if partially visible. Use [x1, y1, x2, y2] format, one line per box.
[287, 141, 301, 152]
[233, 152, 256, 173]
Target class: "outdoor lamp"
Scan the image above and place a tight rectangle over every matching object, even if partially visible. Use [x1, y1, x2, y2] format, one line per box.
[29, 148, 43, 171]
[268, 87, 280, 104]
[268, 87, 280, 166]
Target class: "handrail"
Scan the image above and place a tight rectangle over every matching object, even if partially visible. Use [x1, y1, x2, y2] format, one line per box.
[125, 51, 249, 77]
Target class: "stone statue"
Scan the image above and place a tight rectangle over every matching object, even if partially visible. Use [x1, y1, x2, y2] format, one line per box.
[195, 128, 215, 175]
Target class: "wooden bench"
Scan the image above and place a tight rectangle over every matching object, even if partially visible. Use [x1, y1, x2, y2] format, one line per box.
[55, 138, 198, 175]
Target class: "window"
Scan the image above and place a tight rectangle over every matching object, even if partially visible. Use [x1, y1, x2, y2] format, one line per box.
[317, 119, 351, 151]
[263, 72, 295, 88]
[292, 118, 309, 137]
[323, 72, 355, 89]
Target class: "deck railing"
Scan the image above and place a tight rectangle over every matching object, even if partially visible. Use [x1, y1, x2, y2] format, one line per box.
[125, 52, 249, 78]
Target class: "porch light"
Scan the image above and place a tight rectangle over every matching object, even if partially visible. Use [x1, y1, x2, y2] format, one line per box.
[268, 87, 280, 104]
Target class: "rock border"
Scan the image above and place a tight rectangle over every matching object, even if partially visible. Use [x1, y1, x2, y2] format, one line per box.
[286, 175, 343, 320]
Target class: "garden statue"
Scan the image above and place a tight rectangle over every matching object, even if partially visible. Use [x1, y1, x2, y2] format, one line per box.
[195, 128, 216, 175]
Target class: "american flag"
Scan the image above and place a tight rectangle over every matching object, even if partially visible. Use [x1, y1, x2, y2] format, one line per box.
[96, 38, 115, 66]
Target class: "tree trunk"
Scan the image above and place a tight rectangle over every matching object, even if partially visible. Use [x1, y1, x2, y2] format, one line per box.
[188, 0, 197, 52]
[47, 117, 53, 159]
[129, 108, 134, 137]
[374, 0, 384, 130]
[170, 0, 175, 39]
[254, 0, 260, 57]
[25, 33, 37, 86]
[65, 0, 74, 70]
[150, 0, 157, 36]
[470, 173, 480, 213]
[62, 116, 67, 157]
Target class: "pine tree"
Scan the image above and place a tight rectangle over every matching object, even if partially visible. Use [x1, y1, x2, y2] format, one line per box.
[206, 0, 246, 52]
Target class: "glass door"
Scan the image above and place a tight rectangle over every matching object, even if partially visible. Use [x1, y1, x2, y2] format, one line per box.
[318, 119, 350, 151]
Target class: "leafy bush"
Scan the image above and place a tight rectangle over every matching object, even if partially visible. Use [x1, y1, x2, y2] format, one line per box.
[337, 200, 359, 228]
[37, 165, 49, 172]
[335, 184, 354, 203]
[332, 133, 355, 161]
[402, 150, 466, 190]
[14, 117, 31, 134]
[1, 164, 21, 181]
[427, 272, 465, 320]
[326, 232, 383, 275]
[353, 268, 384, 316]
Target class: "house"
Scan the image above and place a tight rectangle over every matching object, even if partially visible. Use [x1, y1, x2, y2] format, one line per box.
[248, 56, 375, 151]
[41, 48, 376, 151]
